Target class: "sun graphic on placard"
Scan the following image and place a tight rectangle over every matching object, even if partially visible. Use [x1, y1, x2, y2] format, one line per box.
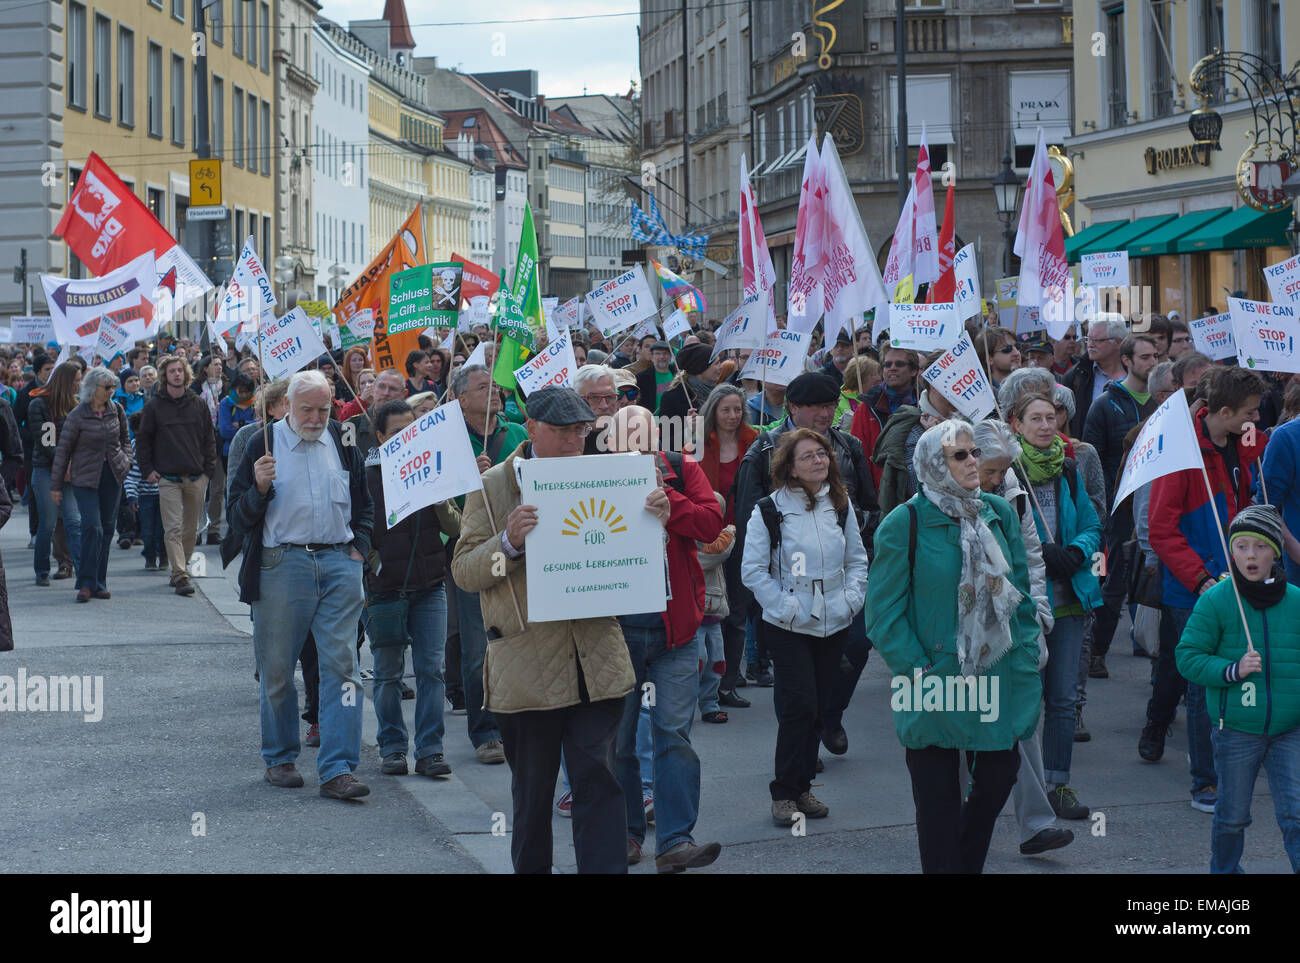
[562, 498, 627, 544]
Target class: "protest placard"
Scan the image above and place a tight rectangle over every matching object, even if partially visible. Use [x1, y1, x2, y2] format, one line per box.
[888, 302, 959, 351]
[513, 328, 577, 395]
[1188, 311, 1236, 360]
[586, 265, 657, 337]
[1080, 251, 1130, 286]
[738, 329, 811, 386]
[711, 292, 767, 359]
[252, 307, 328, 380]
[387, 262, 463, 337]
[1229, 297, 1300, 373]
[952, 243, 981, 322]
[93, 314, 133, 362]
[1263, 253, 1300, 306]
[663, 308, 691, 341]
[921, 330, 997, 421]
[378, 401, 483, 528]
[1112, 388, 1203, 512]
[995, 277, 1018, 327]
[9, 316, 54, 344]
[519, 453, 667, 622]
[460, 295, 490, 332]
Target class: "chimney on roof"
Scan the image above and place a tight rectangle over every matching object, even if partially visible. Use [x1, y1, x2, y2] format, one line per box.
[383, 0, 416, 52]
[536, 94, 545, 107]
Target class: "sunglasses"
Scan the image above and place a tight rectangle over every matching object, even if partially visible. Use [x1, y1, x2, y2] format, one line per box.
[996, 344, 1019, 354]
[949, 447, 982, 462]
[618, 388, 639, 400]
[882, 360, 912, 369]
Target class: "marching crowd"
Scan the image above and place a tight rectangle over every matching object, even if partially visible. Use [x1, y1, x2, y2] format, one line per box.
[3, 300, 1300, 876]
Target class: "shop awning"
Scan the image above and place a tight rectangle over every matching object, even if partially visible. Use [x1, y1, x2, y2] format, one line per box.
[1174, 205, 1294, 252]
[1127, 208, 1231, 256]
[1064, 219, 1128, 262]
[1073, 214, 1177, 257]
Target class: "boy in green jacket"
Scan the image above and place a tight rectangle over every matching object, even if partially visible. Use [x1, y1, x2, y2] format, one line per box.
[1176, 505, 1300, 874]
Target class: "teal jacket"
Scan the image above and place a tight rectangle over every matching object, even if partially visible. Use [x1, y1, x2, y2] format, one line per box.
[1176, 578, 1300, 736]
[1023, 461, 1104, 612]
[865, 493, 1043, 751]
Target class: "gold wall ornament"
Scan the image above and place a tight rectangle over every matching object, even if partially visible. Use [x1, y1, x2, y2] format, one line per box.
[1236, 141, 1296, 212]
[812, 0, 844, 70]
[1048, 147, 1075, 237]
[815, 93, 864, 156]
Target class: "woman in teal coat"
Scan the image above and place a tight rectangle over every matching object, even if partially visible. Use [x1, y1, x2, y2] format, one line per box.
[866, 419, 1043, 873]
[1176, 505, 1300, 873]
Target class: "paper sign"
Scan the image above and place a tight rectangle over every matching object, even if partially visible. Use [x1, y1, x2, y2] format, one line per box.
[1229, 297, 1300, 373]
[586, 264, 657, 337]
[1188, 311, 1237, 361]
[513, 328, 577, 396]
[1264, 253, 1300, 306]
[1015, 303, 1046, 334]
[93, 315, 134, 361]
[41, 250, 156, 346]
[995, 277, 1018, 328]
[663, 308, 691, 341]
[738, 329, 811, 387]
[711, 291, 768, 359]
[1112, 388, 1203, 512]
[388, 262, 463, 337]
[216, 237, 276, 335]
[888, 302, 959, 351]
[253, 307, 328, 380]
[461, 295, 490, 332]
[519, 453, 667, 622]
[1080, 251, 1130, 287]
[9, 316, 55, 344]
[556, 297, 583, 330]
[378, 400, 483, 528]
[952, 244, 981, 322]
[338, 308, 374, 350]
[922, 330, 997, 421]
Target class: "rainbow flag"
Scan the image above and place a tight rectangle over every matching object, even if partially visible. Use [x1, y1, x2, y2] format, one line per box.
[651, 258, 707, 314]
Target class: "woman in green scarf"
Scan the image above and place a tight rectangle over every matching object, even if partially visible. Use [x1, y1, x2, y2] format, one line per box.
[1009, 391, 1104, 825]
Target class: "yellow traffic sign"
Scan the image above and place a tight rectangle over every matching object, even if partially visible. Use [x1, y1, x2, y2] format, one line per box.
[189, 158, 222, 207]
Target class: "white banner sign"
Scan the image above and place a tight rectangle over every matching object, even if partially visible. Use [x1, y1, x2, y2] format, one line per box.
[93, 315, 133, 362]
[1079, 251, 1130, 287]
[1112, 388, 1203, 512]
[738, 329, 811, 387]
[921, 330, 997, 421]
[1229, 297, 1300, 373]
[378, 400, 483, 528]
[888, 302, 959, 351]
[460, 295, 490, 332]
[519, 453, 667, 622]
[556, 297, 583, 330]
[952, 243, 982, 322]
[1264, 253, 1300, 306]
[663, 308, 691, 341]
[586, 265, 658, 337]
[513, 328, 577, 396]
[216, 236, 277, 335]
[9, 316, 55, 344]
[711, 292, 767, 359]
[1188, 311, 1237, 361]
[41, 250, 156, 346]
[252, 307, 327, 380]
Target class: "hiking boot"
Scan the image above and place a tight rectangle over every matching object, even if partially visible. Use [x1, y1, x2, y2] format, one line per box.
[1190, 786, 1217, 813]
[1047, 785, 1090, 820]
[54, 563, 74, 580]
[796, 791, 829, 818]
[381, 753, 408, 775]
[319, 773, 370, 800]
[1139, 720, 1168, 762]
[174, 575, 196, 597]
[415, 753, 451, 777]
[822, 725, 848, 755]
[655, 840, 721, 874]
[1074, 707, 1091, 742]
[772, 799, 800, 826]
[264, 763, 304, 788]
[475, 739, 505, 765]
[75, 587, 90, 603]
[35, 574, 50, 587]
[1088, 654, 1108, 678]
[304, 724, 320, 747]
[91, 589, 110, 600]
[1020, 827, 1074, 855]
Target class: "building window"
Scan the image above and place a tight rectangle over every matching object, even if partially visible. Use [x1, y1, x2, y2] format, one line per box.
[247, 1, 257, 68]
[235, 209, 244, 245]
[148, 187, 165, 223]
[116, 26, 133, 127]
[233, 0, 243, 57]
[232, 85, 244, 166]
[248, 92, 258, 172]
[212, 77, 224, 158]
[93, 13, 111, 119]
[211, 0, 223, 45]
[1104, 4, 1127, 127]
[1149, 0, 1174, 118]
[147, 43, 163, 137]
[261, 101, 271, 175]
[1258, 0, 1282, 74]
[261, 3, 270, 73]
[67, 2, 87, 110]
[171, 53, 185, 145]
[264, 217, 271, 268]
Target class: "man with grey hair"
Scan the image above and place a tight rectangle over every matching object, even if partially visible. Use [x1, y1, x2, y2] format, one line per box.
[573, 365, 618, 454]
[1147, 361, 1176, 404]
[1062, 313, 1128, 437]
[226, 369, 375, 799]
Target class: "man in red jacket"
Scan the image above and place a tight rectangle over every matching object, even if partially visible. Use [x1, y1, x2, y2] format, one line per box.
[609, 404, 724, 873]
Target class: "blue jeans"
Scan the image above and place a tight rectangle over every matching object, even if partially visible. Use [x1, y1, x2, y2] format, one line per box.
[1042, 613, 1085, 786]
[636, 705, 653, 796]
[251, 545, 365, 783]
[617, 623, 702, 855]
[371, 585, 447, 761]
[454, 582, 501, 748]
[1210, 725, 1300, 874]
[31, 466, 81, 578]
[69, 462, 121, 592]
[696, 621, 725, 714]
[137, 492, 163, 561]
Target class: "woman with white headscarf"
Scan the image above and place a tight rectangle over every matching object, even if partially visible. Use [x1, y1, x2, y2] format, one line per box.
[865, 419, 1043, 873]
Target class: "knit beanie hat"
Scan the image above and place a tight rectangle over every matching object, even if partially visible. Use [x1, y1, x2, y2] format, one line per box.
[1229, 504, 1284, 558]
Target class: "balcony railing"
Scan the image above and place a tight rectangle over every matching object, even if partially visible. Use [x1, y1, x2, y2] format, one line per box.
[907, 17, 949, 52]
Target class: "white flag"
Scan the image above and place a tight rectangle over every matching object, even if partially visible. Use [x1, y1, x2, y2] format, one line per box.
[711, 292, 767, 359]
[586, 265, 657, 337]
[464, 340, 488, 369]
[663, 308, 691, 341]
[820, 135, 889, 344]
[738, 329, 811, 387]
[1112, 388, 1204, 513]
[888, 302, 959, 352]
[514, 328, 577, 396]
[216, 236, 277, 335]
[786, 137, 826, 334]
[379, 400, 483, 528]
[922, 330, 997, 421]
[1188, 311, 1236, 361]
[253, 307, 327, 381]
[1013, 128, 1071, 308]
[952, 243, 982, 322]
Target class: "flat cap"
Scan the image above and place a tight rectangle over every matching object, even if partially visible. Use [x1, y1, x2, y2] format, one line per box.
[651, 340, 671, 352]
[676, 342, 712, 375]
[1016, 332, 1052, 354]
[527, 386, 595, 426]
[785, 371, 840, 406]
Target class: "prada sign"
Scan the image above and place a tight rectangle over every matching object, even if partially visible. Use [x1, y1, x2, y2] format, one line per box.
[1144, 144, 1212, 175]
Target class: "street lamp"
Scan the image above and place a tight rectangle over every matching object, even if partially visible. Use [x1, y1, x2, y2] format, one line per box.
[992, 155, 1022, 277]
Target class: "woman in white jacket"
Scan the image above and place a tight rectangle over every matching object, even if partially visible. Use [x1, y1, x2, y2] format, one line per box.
[741, 428, 869, 827]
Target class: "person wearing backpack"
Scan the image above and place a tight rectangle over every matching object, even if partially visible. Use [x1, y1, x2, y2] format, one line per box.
[1009, 391, 1104, 822]
[695, 491, 735, 724]
[741, 428, 869, 827]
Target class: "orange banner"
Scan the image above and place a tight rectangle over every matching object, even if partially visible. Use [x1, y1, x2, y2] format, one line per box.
[332, 204, 425, 372]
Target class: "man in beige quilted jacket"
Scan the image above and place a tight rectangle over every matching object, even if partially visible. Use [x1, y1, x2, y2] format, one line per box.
[451, 386, 656, 874]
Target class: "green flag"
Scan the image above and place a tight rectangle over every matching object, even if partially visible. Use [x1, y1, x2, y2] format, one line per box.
[492, 203, 544, 391]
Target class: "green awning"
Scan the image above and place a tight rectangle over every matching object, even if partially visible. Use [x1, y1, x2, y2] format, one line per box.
[1127, 208, 1231, 256]
[1174, 205, 1294, 252]
[1074, 214, 1177, 257]
[1065, 219, 1128, 262]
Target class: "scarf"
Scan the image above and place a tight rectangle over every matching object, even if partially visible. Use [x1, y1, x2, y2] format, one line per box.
[1233, 561, 1288, 610]
[914, 421, 1024, 676]
[1018, 434, 1065, 485]
[200, 380, 222, 426]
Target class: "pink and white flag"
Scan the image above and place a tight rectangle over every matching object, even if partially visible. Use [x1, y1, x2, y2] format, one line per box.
[786, 137, 826, 334]
[1013, 128, 1071, 308]
[739, 154, 776, 300]
[820, 135, 888, 344]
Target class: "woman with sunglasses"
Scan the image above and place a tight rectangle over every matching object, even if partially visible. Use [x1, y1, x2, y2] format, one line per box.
[866, 419, 1042, 872]
[1008, 391, 1103, 823]
[975, 328, 1022, 393]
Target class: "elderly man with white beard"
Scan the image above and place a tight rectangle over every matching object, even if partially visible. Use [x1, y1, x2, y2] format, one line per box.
[226, 370, 375, 801]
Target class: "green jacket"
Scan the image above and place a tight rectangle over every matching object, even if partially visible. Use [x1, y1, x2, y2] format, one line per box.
[870, 405, 921, 515]
[865, 493, 1043, 751]
[1176, 579, 1300, 736]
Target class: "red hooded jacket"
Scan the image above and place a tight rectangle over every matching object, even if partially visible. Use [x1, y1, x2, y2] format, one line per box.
[655, 452, 724, 648]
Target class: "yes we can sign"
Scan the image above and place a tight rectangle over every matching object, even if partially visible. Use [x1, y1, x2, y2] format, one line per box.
[1229, 297, 1300, 374]
[1079, 251, 1129, 287]
[888, 302, 958, 351]
[921, 330, 997, 421]
[253, 307, 327, 380]
[1187, 311, 1236, 361]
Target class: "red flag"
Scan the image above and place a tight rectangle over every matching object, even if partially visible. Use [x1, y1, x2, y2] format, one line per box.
[928, 180, 956, 304]
[55, 152, 177, 276]
[450, 252, 500, 300]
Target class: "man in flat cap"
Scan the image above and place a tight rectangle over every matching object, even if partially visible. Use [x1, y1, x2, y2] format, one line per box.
[733, 371, 879, 751]
[451, 386, 646, 874]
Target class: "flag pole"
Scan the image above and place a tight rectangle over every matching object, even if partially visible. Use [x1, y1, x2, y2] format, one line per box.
[1257, 457, 1269, 505]
[1198, 462, 1257, 654]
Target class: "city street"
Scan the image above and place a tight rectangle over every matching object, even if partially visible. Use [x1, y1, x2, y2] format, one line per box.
[2, 508, 1290, 875]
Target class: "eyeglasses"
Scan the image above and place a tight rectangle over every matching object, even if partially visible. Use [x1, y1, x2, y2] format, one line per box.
[582, 392, 618, 406]
[1086, 336, 1117, 345]
[545, 422, 593, 439]
[795, 449, 830, 464]
[948, 447, 982, 462]
[996, 345, 1019, 354]
[882, 360, 912, 369]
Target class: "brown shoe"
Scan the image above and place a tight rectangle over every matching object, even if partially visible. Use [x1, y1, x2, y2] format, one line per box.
[91, 589, 111, 600]
[320, 773, 370, 800]
[655, 840, 722, 874]
[264, 763, 304, 788]
[796, 791, 829, 818]
[75, 587, 91, 603]
[54, 564, 75, 580]
[772, 799, 800, 826]
[475, 739, 506, 765]
[174, 576, 196, 597]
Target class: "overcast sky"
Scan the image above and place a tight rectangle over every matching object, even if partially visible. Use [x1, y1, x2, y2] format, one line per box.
[316, 1, 641, 98]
